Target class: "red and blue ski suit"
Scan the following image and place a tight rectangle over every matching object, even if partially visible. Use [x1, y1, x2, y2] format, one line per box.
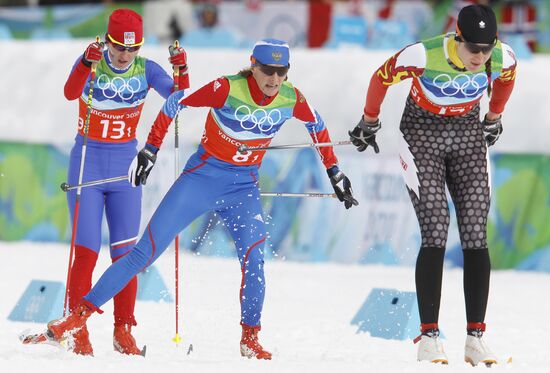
[83, 73, 338, 327]
[65, 50, 188, 326]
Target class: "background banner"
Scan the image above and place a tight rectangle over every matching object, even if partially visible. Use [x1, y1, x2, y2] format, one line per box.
[2, 141, 550, 271]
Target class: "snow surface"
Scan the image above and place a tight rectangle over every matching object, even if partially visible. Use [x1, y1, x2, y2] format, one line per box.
[1, 241, 549, 372]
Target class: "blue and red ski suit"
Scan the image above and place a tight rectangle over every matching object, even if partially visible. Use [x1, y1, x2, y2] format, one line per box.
[82, 73, 339, 327]
[65, 50, 188, 326]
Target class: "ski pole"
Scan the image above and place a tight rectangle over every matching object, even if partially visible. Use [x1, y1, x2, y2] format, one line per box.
[63, 36, 102, 316]
[260, 192, 337, 198]
[238, 140, 352, 154]
[170, 40, 182, 346]
[62, 183, 338, 199]
[60, 175, 127, 192]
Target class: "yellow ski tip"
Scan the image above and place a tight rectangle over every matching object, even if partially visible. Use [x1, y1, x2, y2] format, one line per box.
[506, 356, 513, 364]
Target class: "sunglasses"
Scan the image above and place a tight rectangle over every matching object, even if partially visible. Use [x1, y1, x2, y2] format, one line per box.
[257, 62, 289, 77]
[111, 42, 141, 53]
[455, 36, 495, 54]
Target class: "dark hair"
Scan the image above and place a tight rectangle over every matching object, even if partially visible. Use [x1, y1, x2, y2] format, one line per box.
[238, 67, 253, 77]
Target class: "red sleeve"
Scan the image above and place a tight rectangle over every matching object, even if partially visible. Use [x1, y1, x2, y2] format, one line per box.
[181, 77, 230, 108]
[309, 128, 338, 169]
[489, 64, 516, 114]
[292, 88, 316, 122]
[146, 78, 230, 149]
[364, 72, 391, 118]
[363, 47, 424, 117]
[146, 110, 174, 149]
[292, 88, 338, 168]
[64, 61, 91, 100]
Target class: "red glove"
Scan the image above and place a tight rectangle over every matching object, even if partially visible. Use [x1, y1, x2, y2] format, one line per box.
[82, 42, 104, 66]
[168, 46, 187, 67]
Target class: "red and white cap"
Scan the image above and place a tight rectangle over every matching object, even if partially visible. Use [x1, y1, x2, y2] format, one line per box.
[107, 8, 144, 47]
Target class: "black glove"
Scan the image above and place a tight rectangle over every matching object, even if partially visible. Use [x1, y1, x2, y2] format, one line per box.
[327, 165, 358, 209]
[128, 144, 158, 187]
[482, 115, 503, 147]
[348, 116, 381, 153]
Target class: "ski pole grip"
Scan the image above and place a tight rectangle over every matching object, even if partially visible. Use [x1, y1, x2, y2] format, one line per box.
[91, 35, 101, 73]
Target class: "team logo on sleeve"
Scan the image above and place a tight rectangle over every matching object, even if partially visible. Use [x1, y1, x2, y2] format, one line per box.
[213, 80, 221, 92]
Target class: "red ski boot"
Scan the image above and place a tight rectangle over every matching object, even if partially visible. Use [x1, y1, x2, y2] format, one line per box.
[240, 325, 272, 360]
[113, 323, 144, 355]
[47, 302, 94, 342]
[69, 325, 93, 356]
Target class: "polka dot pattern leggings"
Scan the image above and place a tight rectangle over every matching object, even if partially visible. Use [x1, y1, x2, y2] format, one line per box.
[399, 97, 490, 251]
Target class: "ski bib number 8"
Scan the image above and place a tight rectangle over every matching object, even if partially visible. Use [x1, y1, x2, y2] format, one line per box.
[232, 149, 252, 163]
[231, 149, 260, 164]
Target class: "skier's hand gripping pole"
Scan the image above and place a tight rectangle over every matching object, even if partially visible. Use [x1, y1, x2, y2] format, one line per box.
[348, 116, 381, 153]
[327, 165, 359, 209]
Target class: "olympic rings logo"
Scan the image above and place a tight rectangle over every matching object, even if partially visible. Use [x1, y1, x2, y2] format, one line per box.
[432, 73, 488, 97]
[234, 105, 282, 132]
[96, 74, 142, 100]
